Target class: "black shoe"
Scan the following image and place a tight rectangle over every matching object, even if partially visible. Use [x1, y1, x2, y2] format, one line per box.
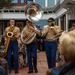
[28, 71, 33, 74]
[35, 70, 38, 73]
[15, 71, 18, 74]
[9, 70, 11, 73]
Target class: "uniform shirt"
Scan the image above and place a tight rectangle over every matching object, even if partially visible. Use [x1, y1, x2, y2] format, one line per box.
[42, 25, 60, 41]
[4, 26, 20, 41]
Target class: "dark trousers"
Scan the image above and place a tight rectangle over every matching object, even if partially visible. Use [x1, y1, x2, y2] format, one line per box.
[26, 42, 37, 71]
[7, 40, 18, 71]
[45, 41, 57, 69]
[37, 40, 45, 51]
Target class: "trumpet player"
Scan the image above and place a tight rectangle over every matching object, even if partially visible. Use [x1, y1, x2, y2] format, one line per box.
[42, 17, 60, 70]
[3, 19, 20, 74]
[21, 19, 40, 74]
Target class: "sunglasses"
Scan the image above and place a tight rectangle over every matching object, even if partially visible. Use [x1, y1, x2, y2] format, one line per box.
[48, 20, 53, 22]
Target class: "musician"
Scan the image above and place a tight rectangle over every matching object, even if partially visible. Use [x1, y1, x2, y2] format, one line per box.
[42, 17, 60, 69]
[3, 19, 20, 74]
[22, 19, 40, 74]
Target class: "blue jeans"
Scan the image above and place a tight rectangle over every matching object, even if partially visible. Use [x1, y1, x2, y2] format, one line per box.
[45, 41, 57, 68]
[7, 40, 18, 71]
[26, 42, 37, 71]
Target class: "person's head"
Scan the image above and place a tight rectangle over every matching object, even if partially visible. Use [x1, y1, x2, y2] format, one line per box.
[26, 19, 34, 26]
[71, 23, 75, 30]
[48, 17, 55, 26]
[26, 19, 30, 25]
[9, 19, 15, 26]
[59, 31, 75, 64]
[29, 21, 34, 27]
[30, 3, 39, 11]
[27, 3, 39, 17]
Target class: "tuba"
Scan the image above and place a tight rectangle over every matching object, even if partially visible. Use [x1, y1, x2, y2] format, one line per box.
[21, 26, 36, 44]
[0, 25, 14, 57]
[25, 2, 43, 22]
[20, 2, 43, 44]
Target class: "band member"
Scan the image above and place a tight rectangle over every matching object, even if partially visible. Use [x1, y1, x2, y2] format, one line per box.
[21, 19, 40, 74]
[3, 19, 20, 74]
[42, 17, 60, 69]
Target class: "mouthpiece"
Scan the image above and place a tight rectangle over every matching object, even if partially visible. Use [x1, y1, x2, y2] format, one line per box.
[51, 26, 54, 29]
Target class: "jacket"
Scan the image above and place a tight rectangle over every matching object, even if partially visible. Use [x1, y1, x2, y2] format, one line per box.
[58, 61, 75, 75]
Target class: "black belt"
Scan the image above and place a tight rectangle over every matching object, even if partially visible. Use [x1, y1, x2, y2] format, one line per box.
[10, 39, 17, 41]
[46, 39, 55, 42]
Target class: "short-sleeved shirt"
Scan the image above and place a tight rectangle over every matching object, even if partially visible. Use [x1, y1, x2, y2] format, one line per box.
[4, 26, 20, 40]
[42, 25, 60, 41]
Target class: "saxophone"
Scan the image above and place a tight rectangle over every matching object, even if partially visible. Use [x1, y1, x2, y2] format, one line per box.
[0, 25, 14, 57]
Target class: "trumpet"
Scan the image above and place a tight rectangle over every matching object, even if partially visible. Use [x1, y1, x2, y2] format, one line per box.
[50, 26, 54, 29]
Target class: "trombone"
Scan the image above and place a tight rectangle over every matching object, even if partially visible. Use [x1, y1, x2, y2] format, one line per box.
[52, 27, 73, 40]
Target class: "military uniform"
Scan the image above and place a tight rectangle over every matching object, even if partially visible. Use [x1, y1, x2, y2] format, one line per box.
[42, 25, 60, 69]
[4, 26, 20, 73]
[22, 25, 38, 73]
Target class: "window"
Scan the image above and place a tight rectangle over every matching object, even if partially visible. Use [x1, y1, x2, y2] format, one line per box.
[34, 0, 59, 8]
[7, 22, 10, 26]
[12, 0, 18, 3]
[34, 20, 48, 29]
[20, 0, 24, 3]
[0, 22, 4, 35]
[35, 0, 45, 7]
[57, 0, 60, 3]
[48, 0, 55, 7]
[27, 0, 33, 4]
[55, 0, 60, 5]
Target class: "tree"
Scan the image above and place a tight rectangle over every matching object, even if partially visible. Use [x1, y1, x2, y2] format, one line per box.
[0, 0, 14, 9]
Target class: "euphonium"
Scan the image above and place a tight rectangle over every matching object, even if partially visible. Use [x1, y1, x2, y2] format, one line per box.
[0, 25, 14, 57]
